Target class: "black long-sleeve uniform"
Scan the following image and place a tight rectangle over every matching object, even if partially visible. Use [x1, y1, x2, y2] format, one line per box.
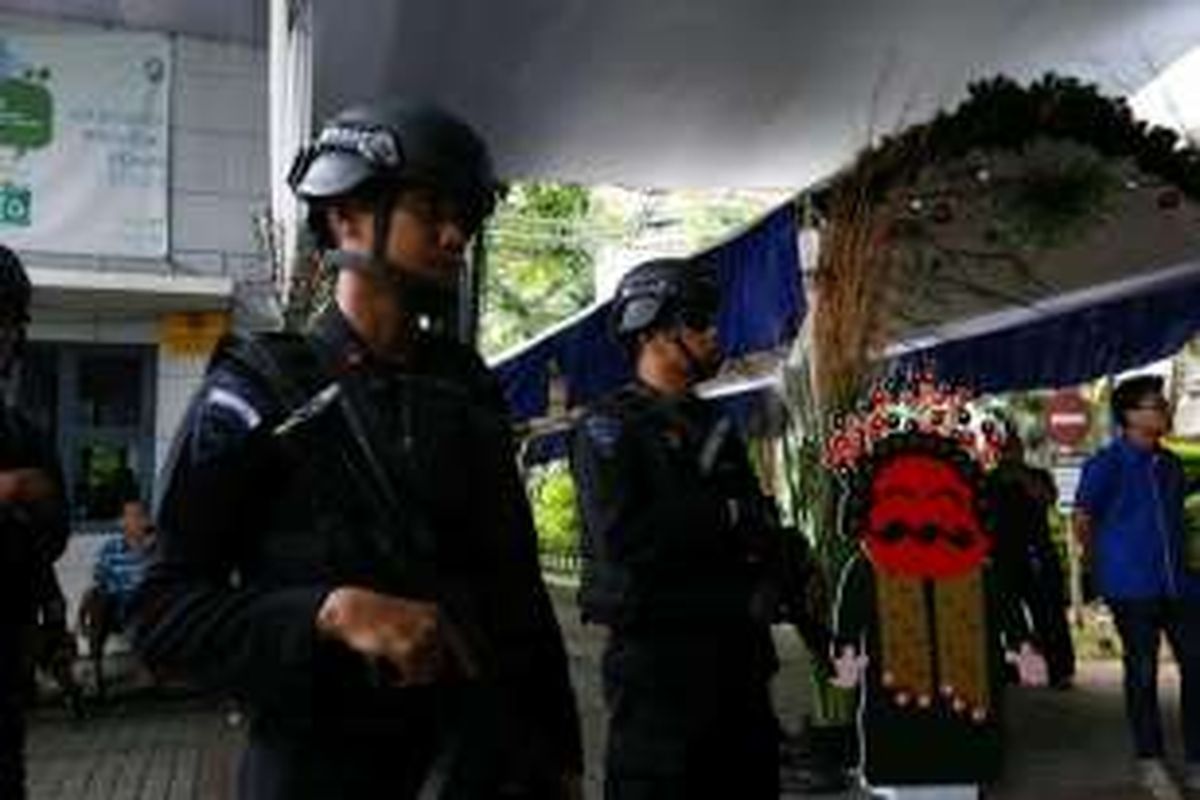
[570, 384, 779, 800]
[1, 404, 69, 800]
[133, 308, 581, 799]
[986, 461, 1075, 685]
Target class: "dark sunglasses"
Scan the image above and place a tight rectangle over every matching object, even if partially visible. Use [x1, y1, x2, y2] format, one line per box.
[396, 187, 489, 236]
[1132, 399, 1169, 411]
[678, 307, 716, 331]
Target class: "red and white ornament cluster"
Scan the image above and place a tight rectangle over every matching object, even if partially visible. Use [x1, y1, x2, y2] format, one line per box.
[823, 371, 1008, 472]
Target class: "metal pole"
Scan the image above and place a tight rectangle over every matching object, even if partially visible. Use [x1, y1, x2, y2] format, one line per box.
[460, 228, 488, 347]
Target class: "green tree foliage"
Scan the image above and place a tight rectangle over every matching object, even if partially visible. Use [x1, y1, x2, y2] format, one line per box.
[678, 191, 779, 252]
[481, 183, 597, 357]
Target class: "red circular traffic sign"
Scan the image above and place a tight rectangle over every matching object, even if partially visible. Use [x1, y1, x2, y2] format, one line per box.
[1046, 390, 1091, 447]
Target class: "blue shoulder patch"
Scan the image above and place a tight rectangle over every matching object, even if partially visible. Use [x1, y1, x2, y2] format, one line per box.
[583, 414, 623, 458]
[189, 368, 272, 465]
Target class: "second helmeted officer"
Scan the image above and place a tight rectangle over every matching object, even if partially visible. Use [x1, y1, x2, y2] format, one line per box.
[571, 257, 780, 800]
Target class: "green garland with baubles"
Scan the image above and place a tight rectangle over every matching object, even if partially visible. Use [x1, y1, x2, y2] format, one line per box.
[841, 73, 1200, 204]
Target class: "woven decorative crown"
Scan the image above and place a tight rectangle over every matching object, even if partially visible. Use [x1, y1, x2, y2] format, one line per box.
[823, 370, 1008, 473]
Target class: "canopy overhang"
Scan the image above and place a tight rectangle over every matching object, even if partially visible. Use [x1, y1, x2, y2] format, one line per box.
[310, 0, 1200, 188]
[4, 1, 1199, 188]
[7, 1, 1200, 402]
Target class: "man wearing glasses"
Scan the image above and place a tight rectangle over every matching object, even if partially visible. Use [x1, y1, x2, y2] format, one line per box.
[1075, 375, 1200, 800]
[571, 258, 780, 800]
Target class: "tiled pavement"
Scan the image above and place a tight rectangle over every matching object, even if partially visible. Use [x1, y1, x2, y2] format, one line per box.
[989, 660, 1172, 800]
[23, 584, 1192, 799]
[27, 696, 241, 800]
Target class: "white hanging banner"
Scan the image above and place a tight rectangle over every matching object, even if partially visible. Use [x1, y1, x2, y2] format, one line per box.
[0, 29, 170, 258]
[269, 0, 313, 307]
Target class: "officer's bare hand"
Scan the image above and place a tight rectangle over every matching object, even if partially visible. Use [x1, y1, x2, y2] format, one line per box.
[831, 644, 868, 688]
[316, 587, 443, 686]
[1005, 642, 1049, 687]
[0, 468, 55, 505]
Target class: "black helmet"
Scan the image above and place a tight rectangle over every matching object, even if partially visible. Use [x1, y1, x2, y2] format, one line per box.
[288, 101, 501, 238]
[610, 257, 720, 343]
[0, 245, 31, 323]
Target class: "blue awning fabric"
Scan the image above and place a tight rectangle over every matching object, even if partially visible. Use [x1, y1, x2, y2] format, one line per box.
[895, 262, 1200, 394]
[494, 202, 803, 425]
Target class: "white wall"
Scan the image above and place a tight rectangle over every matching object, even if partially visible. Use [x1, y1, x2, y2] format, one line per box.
[1, 17, 274, 303]
[155, 348, 209, 480]
[9, 20, 273, 517]
[170, 36, 270, 281]
[0, 18, 271, 618]
[163, 34, 271, 473]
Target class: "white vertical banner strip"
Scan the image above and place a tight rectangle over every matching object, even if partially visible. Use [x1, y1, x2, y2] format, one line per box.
[0, 29, 170, 257]
[268, 0, 313, 309]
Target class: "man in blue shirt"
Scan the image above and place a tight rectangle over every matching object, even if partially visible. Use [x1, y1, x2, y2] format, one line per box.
[94, 496, 155, 626]
[80, 494, 156, 698]
[1075, 375, 1200, 798]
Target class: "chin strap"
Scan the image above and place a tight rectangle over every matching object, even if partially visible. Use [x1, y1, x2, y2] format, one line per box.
[319, 190, 468, 338]
[320, 249, 459, 338]
[320, 184, 401, 284]
[670, 330, 719, 384]
[321, 248, 376, 275]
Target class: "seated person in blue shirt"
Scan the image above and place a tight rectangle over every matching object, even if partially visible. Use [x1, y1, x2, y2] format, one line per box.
[79, 495, 155, 696]
[1074, 374, 1200, 799]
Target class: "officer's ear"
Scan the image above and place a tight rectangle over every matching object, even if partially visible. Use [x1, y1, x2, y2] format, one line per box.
[635, 329, 666, 360]
[325, 198, 374, 252]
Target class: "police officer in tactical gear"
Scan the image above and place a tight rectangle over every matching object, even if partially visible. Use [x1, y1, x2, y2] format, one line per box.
[133, 102, 582, 799]
[0, 245, 69, 799]
[570, 257, 781, 800]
